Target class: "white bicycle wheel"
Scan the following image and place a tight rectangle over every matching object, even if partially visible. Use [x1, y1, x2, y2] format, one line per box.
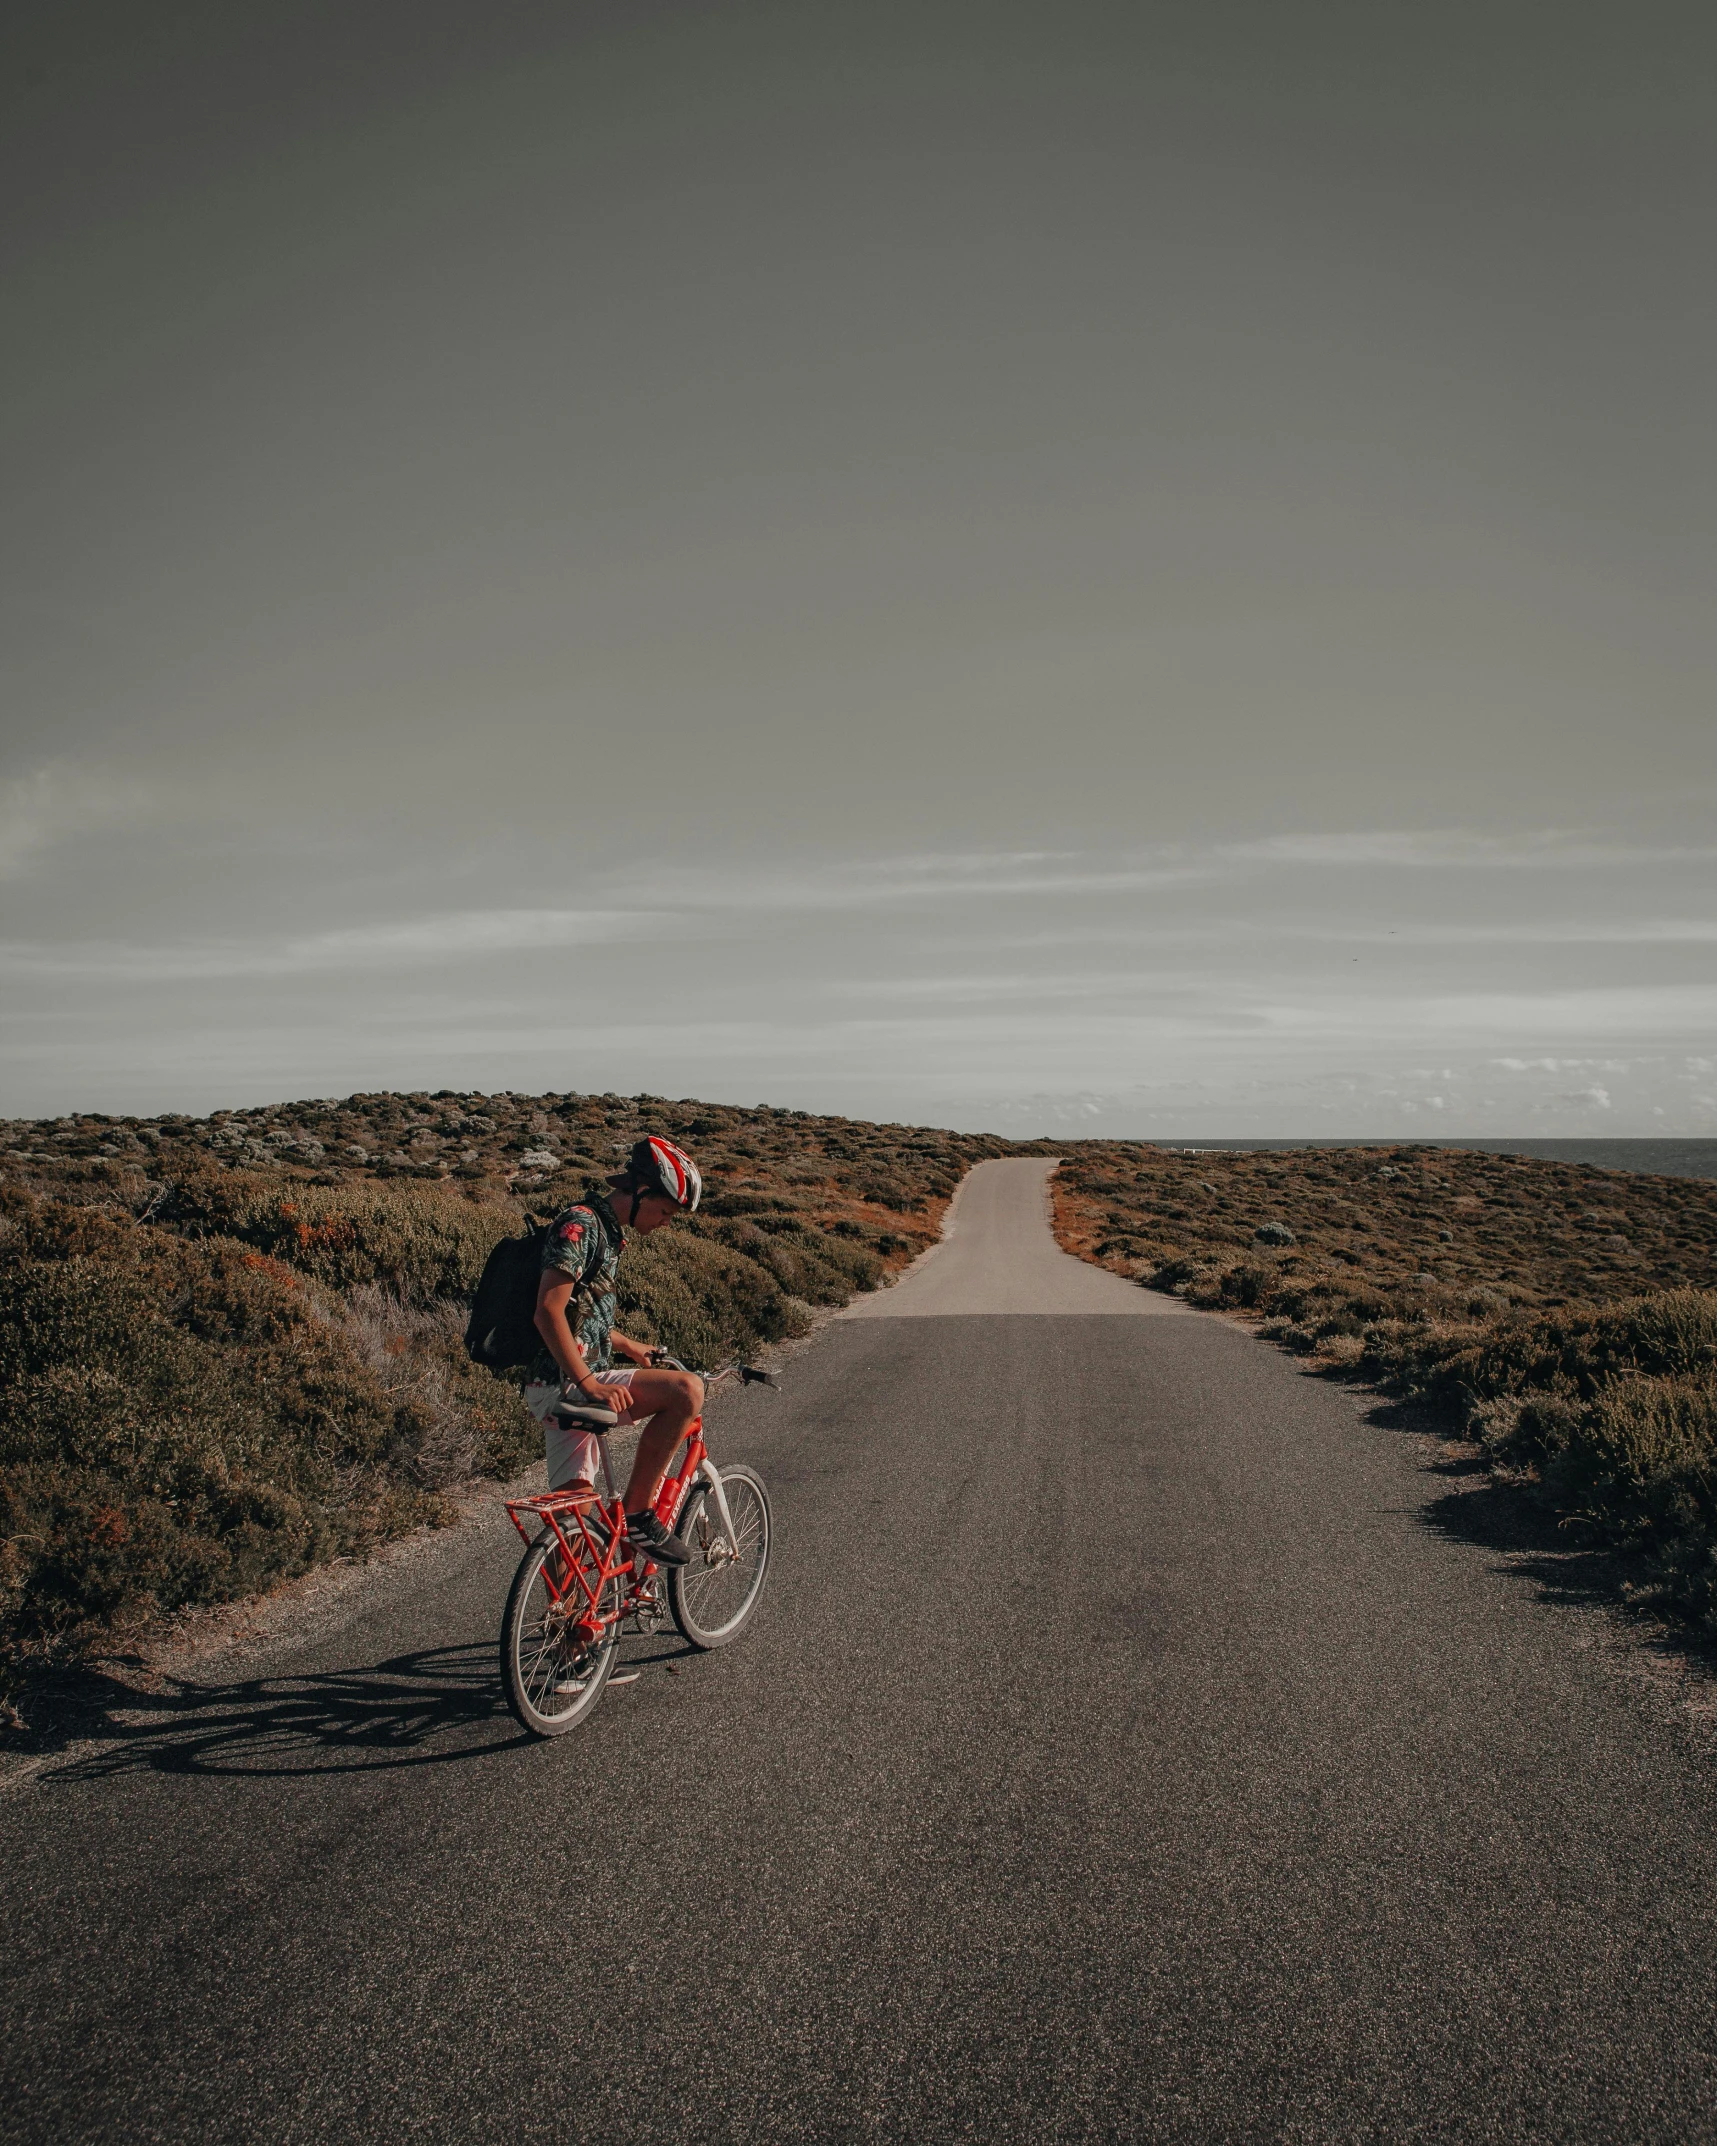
[668, 1465, 772, 1650]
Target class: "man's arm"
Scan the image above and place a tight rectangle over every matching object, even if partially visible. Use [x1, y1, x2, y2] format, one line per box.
[533, 1271, 628, 1399]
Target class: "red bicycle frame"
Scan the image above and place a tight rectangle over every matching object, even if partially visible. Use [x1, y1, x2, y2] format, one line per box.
[503, 1417, 708, 1642]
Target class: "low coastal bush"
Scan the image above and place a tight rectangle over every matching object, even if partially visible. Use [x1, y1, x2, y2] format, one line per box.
[1056, 1146, 1717, 1634]
[0, 1186, 535, 1665]
[1365, 1289, 1717, 1621]
[160, 1175, 515, 1297]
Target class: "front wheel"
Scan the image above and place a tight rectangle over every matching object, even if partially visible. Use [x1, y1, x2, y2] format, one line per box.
[501, 1530, 620, 1736]
[669, 1465, 771, 1650]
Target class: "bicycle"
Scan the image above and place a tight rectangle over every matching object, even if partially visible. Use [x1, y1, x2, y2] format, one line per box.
[499, 1356, 776, 1736]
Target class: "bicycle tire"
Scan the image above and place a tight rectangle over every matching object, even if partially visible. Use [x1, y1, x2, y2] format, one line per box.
[501, 1528, 620, 1736]
[668, 1464, 771, 1650]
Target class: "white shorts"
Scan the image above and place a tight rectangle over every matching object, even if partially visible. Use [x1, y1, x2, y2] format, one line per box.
[523, 1373, 642, 1492]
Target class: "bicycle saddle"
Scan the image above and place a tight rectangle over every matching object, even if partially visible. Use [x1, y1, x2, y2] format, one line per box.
[548, 1400, 618, 1429]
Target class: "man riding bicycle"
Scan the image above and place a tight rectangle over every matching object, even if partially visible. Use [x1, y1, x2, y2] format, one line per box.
[522, 1135, 704, 1568]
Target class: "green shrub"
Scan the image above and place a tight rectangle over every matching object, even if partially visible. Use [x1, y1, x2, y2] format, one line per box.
[1606, 1289, 1717, 1378]
[1314, 1297, 1717, 1630]
[1547, 1376, 1717, 1543]
[617, 1233, 814, 1366]
[160, 1171, 515, 1296]
[855, 1170, 923, 1212]
[0, 1190, 532, 1663]
[700, 1217, 879, 1306]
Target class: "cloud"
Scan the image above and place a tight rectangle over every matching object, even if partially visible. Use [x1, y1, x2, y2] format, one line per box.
[997, 918, 1717, 952]
[1494, 1056, 1634, 1074]
[0, 762, 160, 879]
[646, 833, 1717, 920]
[0, 908, 650, 982]
[6, 822, 1715, 1123]
[288, 910, 651, 965]
[638, 853, 1213, 913]
[753, 833, 1716, 902]
[1404, 986, 1717, 1040]
[823, 968, 1212, 1005]
[1221, 831, 1717, 871]
[1356, 920, 1717, 946]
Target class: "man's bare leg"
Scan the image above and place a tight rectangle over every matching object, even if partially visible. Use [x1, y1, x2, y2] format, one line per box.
[618, 1369, 702, 1515]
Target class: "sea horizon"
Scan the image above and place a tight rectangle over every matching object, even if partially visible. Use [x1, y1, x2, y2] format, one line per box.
[1145, 1137, 1717, 1181]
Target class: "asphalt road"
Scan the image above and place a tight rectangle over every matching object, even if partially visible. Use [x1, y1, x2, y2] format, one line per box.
[5, 1161, 1717, 2143]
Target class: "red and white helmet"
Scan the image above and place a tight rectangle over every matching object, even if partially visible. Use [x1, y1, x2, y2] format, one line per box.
[630, 1134, 702, 1211]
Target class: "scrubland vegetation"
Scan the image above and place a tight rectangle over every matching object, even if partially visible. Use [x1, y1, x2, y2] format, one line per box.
[1055, 1145, 1717, 1634]
[1, 1091, 1009, 1700]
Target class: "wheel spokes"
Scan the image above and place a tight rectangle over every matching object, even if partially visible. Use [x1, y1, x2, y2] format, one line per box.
[518, 1549, 610, 1717]
[680, 1484, 766, 1633]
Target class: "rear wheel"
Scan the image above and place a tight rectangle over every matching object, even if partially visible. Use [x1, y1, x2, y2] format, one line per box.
[669, 1465, 771, 1650]
[501, 1529, 620, 1736]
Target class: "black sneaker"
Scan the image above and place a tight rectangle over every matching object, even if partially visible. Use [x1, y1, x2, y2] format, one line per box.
[626, 1509, 692, 1568]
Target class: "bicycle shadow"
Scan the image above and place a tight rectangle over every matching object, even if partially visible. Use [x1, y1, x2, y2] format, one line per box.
[42, 1630, 695, 1783]
[40, 1642, 518, 1781]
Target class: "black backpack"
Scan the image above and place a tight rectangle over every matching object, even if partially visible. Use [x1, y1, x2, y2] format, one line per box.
[464, 1215, 555, 1371]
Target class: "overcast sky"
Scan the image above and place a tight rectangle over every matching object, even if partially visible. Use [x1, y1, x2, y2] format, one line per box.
[3, 1, 1714, 1133]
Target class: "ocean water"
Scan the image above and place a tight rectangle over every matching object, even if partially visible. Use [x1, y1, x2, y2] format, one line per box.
[1151, 1139, 1717, 1182]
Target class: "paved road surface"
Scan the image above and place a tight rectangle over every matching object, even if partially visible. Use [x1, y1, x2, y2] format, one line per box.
[843, 1157, 1187, 1317]
[6, 1161, 1717, 2142]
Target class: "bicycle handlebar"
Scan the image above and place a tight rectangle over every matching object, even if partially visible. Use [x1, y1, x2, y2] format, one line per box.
[651, 1353, 781, 1392]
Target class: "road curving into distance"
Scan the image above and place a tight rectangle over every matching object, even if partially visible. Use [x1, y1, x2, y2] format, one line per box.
[4, 1159, 1716, 2141]
[842, 1155, 1189, 1318]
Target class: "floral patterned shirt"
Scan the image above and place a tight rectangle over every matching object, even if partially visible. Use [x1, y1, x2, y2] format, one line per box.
[525, 1191, 625, 1385]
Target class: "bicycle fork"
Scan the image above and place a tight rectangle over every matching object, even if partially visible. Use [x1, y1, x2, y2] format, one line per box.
[693, 1460, 742, 1559]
